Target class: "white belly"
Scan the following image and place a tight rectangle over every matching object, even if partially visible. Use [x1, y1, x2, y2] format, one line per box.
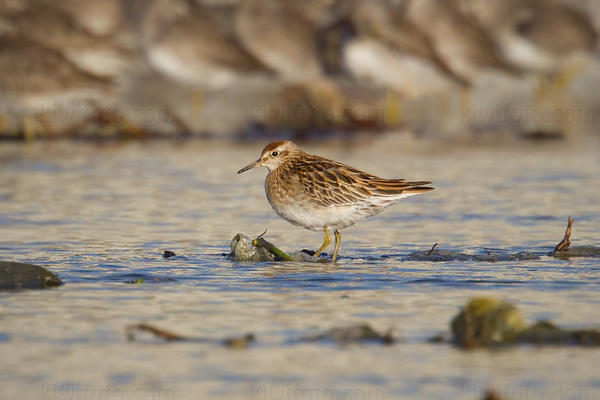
[268, 195, 416, 231]
[269, 201, 355, 231]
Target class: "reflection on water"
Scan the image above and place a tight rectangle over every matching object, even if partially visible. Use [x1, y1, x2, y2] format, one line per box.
[0, 137, 599, 400]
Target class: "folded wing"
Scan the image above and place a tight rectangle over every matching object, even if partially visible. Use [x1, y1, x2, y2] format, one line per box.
[297, 156, 433, 207]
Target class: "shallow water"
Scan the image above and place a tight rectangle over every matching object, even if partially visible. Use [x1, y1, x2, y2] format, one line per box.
[1, 137, 599, 400]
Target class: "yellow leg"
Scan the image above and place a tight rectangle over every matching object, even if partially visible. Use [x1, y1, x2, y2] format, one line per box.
[314, 226, 331, 258]
[332, 230, 341, 262]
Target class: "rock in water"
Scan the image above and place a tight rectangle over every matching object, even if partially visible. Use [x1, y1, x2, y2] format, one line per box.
[552, 246, 600, 259]
[162, 250, 176, 258]
[0, 261, 63, 289]
[406, 247, 540, 262]
[229, 233, 275, 262]
[446, 297, 600, 348]
[222, 333, 255, 349]
[451, 297, 525, 348]
[301, 324, 398, 345]
[519, 321, 600, 346]
[229, 233, 323, 262]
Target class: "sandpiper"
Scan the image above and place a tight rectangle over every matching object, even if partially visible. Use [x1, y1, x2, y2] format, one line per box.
[453, 0, 597, 70]
[237, 141, 433, 262]
[234, 0, 324, 80]
[404, 0, 519, 83]
[141, 0, 268, 88]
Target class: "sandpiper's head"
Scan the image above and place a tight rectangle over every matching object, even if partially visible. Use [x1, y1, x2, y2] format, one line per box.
[237, 141, 302, 174]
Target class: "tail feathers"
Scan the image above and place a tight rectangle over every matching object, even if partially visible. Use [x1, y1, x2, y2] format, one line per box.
[404, 181, 434, 194]
[402, 187, 434, 196]
[407, 180, 433, 186]
[369, 179, 434, 196]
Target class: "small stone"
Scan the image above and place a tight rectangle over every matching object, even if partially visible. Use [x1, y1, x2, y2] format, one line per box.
[163, 250, 176, 258]
[222, 333, 255, 349]
[427, 333, 449, 343]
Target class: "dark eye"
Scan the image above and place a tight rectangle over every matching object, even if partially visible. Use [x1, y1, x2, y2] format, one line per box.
[271, 151, 279, 157]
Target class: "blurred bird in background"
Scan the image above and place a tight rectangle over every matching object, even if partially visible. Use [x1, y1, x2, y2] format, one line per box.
[0, 0, 598, 140]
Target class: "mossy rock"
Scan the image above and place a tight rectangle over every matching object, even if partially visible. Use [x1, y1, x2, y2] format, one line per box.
[229, 233, 275, 262]
[0, 261, 63, 290]
[451, 297, 525, 348]
[451, 298, 600, 349]
[229, 233, 320, 262]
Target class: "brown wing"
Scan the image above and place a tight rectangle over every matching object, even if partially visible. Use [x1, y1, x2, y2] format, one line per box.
[294, 155, 433, 207]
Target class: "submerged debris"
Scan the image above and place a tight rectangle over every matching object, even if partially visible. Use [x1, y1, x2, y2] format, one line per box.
[126, 323, 186, 342]
[427, 333, 451, 343]
[406, 247, 539, 262]
[449, 297, 600, 349]
[406, 248, 471, 262]
[125, 323, 255, 349]
[519, 321, 600, 346]
[554, 217, 573, 252]
[230, 217, 597, 263]
[410, 217, 599, 262]
[120, 274, 176, 284]
[301, 324, 397, 345]
[550, 217, 600, 259]
[553, 246, 600, 259]
[0, 261, 63, 290]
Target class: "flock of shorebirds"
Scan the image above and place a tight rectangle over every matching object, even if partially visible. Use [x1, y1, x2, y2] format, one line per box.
[0, 0, 599, 137]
